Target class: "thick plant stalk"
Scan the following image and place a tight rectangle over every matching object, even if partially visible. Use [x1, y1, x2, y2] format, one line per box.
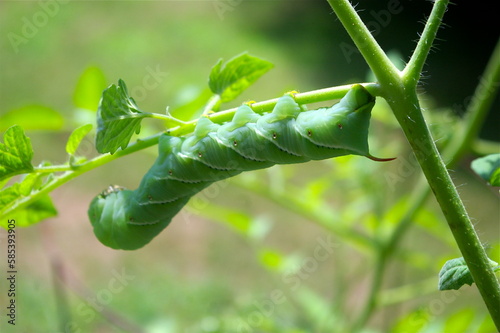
[327, 0, 500, 328]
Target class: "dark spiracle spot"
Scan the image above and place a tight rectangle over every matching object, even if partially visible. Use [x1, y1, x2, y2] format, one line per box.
[198, 152, 202, 158]
[168, 170, 173, 175]
[233, 140, 238, 147]
[337, 123, 343, 129]
[307, 130, 312, 137]
[147, 195, 153, 201]
[129, 217, 135, 222]
[272, 133, 277, 139]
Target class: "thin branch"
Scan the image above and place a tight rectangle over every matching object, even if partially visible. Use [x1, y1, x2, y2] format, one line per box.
[403, 0, 450, 88]
[2, 83, 378, 220]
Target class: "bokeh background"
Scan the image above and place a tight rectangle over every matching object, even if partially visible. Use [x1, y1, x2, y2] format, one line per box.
[0, 1, 499, 332]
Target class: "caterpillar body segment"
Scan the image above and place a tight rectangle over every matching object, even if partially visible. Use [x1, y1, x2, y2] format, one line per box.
[89, 84, 382, 250]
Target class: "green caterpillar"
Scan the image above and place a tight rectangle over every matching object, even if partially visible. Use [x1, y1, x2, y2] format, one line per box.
[89, 84, 389, 250]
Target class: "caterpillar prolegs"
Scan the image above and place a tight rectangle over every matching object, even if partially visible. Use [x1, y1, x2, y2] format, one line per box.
[89, 84, 389, 250]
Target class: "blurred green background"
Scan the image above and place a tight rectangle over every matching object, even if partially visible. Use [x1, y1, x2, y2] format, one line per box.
[0, 1, 499, 332]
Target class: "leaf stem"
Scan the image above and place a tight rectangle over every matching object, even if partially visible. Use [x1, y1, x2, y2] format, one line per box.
[34, 165, 73, 173]
[0, 133, 162, 218]
[2, 83, 376, 221]
[169, 82, 377, 136]
[402, 0, 449, 89]
[146, 113, 183, 122]
[203, 95, 222, 113]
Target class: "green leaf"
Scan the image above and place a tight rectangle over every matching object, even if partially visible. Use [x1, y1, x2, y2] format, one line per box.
[18, 173, 42, 196]
[66, 124, 93, 156]
[15, 194, 57, 227]
[438, 257, 499, 290]
[471, 154, 500, 186]
[0, 184, 21, 209]
[0, 105, 64, 131]
[208, 52, 273, 103]
[1, 195, 57, 228]
[0, 174, 43, 206]
[438, 257, 474, 290]
[0, 125, 34, 181]
[489, 167, 500, 186]
[96, 79, 150, 154]
[0, 176, 57, 228]
[73, 66, 107, 111]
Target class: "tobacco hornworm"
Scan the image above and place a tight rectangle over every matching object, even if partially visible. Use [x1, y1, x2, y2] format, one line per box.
[89, 84, 388, 250]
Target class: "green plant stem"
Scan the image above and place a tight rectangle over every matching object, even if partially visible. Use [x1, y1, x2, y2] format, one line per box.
[391, 20, 500, 333]
[34, 165, 74, 173]
[0, 133, 162, 218]
[330, 0, 500, 329]
[170, 82, 378, 136]
[203, 94, 222, 113]
[1, 82, 376, 221]
[388, 37, 500, 256]
[352, 37, 500, 330]
[403, 0, 449, 89]
[147, 113, 180, 121]
[391, 87, 500, 329]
